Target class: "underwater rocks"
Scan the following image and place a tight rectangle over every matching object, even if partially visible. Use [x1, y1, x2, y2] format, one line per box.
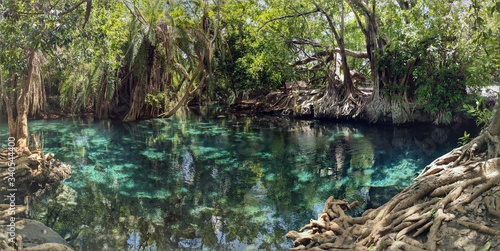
[0, 150, 73, 251]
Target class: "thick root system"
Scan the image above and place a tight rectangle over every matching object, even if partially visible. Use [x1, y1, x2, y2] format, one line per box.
[287, 133, 500, 250]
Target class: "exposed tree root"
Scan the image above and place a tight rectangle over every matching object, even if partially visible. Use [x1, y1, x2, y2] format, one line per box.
[287, 121, 500, 250]
[457, 220, 500, 236]
[314, 84, 369, 119]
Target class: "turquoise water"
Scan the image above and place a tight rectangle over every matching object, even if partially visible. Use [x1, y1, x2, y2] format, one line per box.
[0, 110, 475, 250]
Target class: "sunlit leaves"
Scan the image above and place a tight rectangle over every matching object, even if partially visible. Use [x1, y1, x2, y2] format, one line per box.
[56, 1, 127, 112]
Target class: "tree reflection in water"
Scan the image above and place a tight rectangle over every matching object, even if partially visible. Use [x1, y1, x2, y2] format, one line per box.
[8, 109, 475, 250]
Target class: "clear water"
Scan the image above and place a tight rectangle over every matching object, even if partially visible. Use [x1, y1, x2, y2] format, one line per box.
[0, 109, 476, 251]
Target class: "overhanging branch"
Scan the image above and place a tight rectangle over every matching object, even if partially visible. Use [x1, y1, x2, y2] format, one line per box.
[291, 48, 368, 66]
[258, 7, 319, 31]
[59, 0, 87, 16]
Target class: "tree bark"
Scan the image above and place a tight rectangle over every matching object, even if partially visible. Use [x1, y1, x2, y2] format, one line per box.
[488, 107, 500, 137]
[16, 50, 35, 156]
[0, 70, 16, 138]
[4, 98, 16, 139]
[351, 0, 383, 97]
[313, 2, 355, 98]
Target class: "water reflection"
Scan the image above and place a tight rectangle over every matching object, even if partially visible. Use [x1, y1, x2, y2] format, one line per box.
[0, 109, 476, 250]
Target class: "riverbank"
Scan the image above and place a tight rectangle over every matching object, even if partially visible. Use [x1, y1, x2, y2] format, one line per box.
[2, 86, 496, 127]
[0, 151, 73, 251]
[230, 85, 499, 125]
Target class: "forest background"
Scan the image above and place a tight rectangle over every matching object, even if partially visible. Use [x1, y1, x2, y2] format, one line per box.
[1, 0, 499, 154]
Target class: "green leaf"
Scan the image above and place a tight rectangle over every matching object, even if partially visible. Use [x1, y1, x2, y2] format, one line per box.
[478, 241, 491, 251]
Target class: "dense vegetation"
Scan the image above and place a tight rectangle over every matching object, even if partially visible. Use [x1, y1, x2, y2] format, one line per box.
[1, 0, 500, 153]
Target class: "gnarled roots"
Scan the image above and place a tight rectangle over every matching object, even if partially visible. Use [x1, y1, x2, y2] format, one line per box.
[287, 140, 500, 251]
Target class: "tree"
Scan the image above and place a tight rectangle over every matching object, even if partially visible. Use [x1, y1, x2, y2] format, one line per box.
[56, 0, 126, 119]
[212, 0, 297, 103]
[113, 0, 218, 121]
[0, 0, 91, 155]
[351, 0, 484, 124]
[254, 0, 370, 117]
[256, 0, 487, 124]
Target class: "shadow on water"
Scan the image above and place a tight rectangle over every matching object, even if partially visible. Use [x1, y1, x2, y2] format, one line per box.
[0, 108, 478, 250]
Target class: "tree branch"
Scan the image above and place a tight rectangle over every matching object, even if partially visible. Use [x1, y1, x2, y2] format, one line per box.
[348, 2, 367, 36]
[82, 0, 92, 29]
[349, 0, 372, 17]
[313, 2, 342, 45]
[258, 7, 320, 31]
[291, 38, 325, 48]
[292, 48, 368, 67]
[59, 0, 87, 16]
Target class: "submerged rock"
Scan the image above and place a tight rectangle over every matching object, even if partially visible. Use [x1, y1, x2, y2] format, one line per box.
[13, 219, 72, 248]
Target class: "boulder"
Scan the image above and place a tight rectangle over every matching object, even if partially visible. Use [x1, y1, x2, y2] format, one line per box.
[0, 219, 74, 251]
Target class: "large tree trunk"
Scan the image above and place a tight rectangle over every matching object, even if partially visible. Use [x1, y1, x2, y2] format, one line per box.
[0, 70, 16, 138]
[15, 50, 35, 156]
[350, 0, 414, 124]
[314, 2, 356, 99]
[5, 100, 16, 139]
[287, 106, 500, 250]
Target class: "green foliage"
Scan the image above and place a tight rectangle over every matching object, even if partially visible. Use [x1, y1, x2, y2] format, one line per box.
[56, 1, 126, 112]
[377, 48, 413, 95]
[414, 65, 467, 115]
[479, 241, 492, 251]
[463, 98, 496, 127]
[430, 209, 437, 219]
[458, 131, 471, 146]
[1, 0, 500, 121]
[466, 0, 500, 89]
[373, 0, 500, 124]
[212, 0, 299, 99]
[145, 92, 165, 109]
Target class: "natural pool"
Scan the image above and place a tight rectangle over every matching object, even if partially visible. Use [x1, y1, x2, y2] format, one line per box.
[0, 109, 476, 251]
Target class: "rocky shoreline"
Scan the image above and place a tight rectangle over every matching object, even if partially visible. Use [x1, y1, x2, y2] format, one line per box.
[0, 151, 73, 251]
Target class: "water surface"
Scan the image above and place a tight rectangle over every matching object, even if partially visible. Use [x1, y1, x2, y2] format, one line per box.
[0, 110, 475, 250]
